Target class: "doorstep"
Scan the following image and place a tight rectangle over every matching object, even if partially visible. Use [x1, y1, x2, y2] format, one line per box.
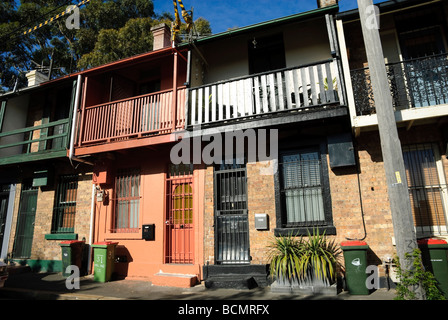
[151, 272, 199, 288]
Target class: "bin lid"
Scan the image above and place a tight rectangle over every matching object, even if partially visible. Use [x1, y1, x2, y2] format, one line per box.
[92, 241, 118, 247]
[341, 240, 368, 247]
[417, 238, 447, 245]
[59, 240, 85, 246]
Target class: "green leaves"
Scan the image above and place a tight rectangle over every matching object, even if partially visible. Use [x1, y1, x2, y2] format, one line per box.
[267, 228, 342, 284]
[394, 248, 445, 300]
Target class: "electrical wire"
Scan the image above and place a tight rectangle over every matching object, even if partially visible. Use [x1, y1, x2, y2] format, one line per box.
[0, 0, 75, 42]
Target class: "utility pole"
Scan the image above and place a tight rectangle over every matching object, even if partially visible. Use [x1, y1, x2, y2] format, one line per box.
[357, 0, 425, 299]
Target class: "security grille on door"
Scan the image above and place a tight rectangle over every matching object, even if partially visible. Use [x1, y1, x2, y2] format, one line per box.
[214, 162, 250, 265]
[165, 164, 194, 264]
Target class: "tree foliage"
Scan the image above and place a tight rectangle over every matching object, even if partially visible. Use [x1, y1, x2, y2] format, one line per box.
[0, 0, 212, 92]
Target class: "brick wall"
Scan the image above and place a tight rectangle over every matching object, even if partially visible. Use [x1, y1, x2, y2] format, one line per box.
[6, 164, 93, 264]
[202, 124, 448, 279]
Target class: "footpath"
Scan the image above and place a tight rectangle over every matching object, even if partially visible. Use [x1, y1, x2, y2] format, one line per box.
[0, 266, 397, 301]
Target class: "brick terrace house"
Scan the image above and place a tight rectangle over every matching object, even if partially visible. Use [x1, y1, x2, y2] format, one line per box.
[0, 70, 93, 272]
[179, 0, 366, 287]
[72, 24, 205, 287]
[336, 0, 448, 281]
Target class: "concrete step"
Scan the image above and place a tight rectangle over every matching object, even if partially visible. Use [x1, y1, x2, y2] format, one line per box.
[203, 264, 270, 289]
[151, 272, 199, 288]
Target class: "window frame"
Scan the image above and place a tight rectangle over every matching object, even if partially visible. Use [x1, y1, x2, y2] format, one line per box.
[111, 167, 141, 234]
[51, 174, 78, 234]
[274, 141, 335, 236]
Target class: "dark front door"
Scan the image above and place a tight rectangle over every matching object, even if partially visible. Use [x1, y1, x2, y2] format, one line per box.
[13, 183, 38, 259]
[214, 163, 250, 265]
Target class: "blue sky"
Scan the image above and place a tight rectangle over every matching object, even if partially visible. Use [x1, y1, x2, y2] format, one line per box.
[153, 0, 383, 34]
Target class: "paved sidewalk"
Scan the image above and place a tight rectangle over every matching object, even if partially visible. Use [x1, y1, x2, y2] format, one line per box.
[0, 268, 397, 301]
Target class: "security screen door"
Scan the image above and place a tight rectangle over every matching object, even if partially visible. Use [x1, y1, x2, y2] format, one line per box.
[214, 162, 250, 265]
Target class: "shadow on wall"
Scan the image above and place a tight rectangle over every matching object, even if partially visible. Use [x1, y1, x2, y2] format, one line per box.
[114, 245, 133, 280]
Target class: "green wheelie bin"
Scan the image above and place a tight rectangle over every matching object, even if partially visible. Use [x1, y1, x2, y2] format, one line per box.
[418, 238, 448, 298]
[59, 240, 85, 278]
[341, 240, 370, 295]
[92, 242, 118, 282]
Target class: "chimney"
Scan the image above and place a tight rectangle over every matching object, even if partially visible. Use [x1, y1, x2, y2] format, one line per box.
[317, 0, 338, 8]
[151, 23, 172, 50]
[25, 70, 47, 87]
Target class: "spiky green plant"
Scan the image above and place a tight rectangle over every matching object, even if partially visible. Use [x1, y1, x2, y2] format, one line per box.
[267, 233, 303, 282]
[267, 229, 342, 285]
[297, 228, 342, 283]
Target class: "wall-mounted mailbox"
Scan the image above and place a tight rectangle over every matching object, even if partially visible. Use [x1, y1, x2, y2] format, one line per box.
[142, 224, 155, 241]
[327, 133, 356, 168]
[254, 214, 269, 230]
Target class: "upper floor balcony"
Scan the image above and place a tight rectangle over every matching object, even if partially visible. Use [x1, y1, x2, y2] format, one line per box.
[73, 47, 188, 156]
[187, 58, 342, 128]
[337, 0, 448, 131]
[184, 7, 346, 133]
[0, 81, 74, 166]
[76, 87, 186, 146]
[350, 53, 448, 119]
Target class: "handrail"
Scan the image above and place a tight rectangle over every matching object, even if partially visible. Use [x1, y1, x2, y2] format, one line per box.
[190, 59, 335, 91]
[85, 86, 187, 110]
[0, 118, 69, 139]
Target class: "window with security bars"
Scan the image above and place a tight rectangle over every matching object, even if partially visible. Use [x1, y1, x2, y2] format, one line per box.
[403, 143, 448, 235]
[113, 168, 140, 233]
[52, 175, 78, 233]
[279, 149, 326, 227]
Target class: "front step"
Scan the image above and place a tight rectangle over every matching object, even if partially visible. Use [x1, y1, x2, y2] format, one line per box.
[151, 272, 199, 288]
[203, 264, 269, 289]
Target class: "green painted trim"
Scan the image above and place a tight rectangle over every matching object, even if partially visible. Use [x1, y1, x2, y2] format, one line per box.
[0, 118, 69, 139]
[0, 150, 67, 166]
[45, 233, 78, 240]
[11, 259, 62, 272]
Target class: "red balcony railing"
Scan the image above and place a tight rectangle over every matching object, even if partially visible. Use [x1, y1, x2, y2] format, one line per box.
[77, 87, 186, 146]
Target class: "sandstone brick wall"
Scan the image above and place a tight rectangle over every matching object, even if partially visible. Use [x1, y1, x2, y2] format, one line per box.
[202, 124, 448, 279]
[6, 164, 92, 263]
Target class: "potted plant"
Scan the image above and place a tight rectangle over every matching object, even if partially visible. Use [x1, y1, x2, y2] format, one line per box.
[268, 228, 342, 294]
[267, 233, 303, 288]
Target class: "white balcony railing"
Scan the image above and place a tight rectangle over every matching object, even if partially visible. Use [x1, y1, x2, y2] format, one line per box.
[187, 59, 342, 127]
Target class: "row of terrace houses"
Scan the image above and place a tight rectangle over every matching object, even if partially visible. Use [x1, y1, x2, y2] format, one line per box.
[0, 0, 447, 289]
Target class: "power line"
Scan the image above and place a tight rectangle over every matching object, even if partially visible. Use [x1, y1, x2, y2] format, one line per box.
[0, 0, 75, 41]
[23, 0, 90, 35]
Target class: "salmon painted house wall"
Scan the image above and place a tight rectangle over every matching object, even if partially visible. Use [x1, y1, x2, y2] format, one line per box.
[91, 147, 205, 285]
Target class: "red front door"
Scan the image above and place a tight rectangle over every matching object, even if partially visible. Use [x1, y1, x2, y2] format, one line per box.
[165, 166, 194, 264]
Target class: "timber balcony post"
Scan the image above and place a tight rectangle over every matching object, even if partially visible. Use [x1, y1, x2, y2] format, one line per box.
[77, 77, 88, 147]
[172, 51, 179, 132]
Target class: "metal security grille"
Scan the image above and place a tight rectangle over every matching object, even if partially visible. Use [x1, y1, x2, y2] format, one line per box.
[214, 163, 250, 265]
[403, 144, 448, 235]
[52, 175, 78, 233]
[279, 150, 326, 227]
[113, 168, 140, 233]
[165, 164, 194, 264]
